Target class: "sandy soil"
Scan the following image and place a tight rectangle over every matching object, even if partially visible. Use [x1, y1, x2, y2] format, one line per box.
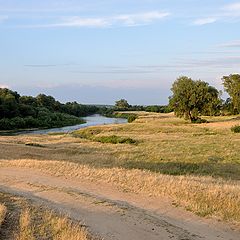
[0, 167, 239, 240]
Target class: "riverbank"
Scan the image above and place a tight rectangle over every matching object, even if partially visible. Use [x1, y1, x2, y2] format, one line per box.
[0, 114, 128, 135]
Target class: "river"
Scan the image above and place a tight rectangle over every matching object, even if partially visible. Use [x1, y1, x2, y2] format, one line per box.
[1, 114, 128, 135]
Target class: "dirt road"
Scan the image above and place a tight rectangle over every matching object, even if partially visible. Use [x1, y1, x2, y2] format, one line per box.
[0, 167, 239, 240]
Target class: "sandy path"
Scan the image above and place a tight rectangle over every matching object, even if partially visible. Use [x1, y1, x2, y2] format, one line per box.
[0, 167, 239, 240]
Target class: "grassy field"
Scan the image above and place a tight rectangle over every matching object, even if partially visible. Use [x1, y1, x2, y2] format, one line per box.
[0, 112, 240, 224]
[0, 192, 90, 240]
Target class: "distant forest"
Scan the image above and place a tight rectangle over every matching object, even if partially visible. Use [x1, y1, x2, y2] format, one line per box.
[0, 88, 171, 130]
[0, 88, 98, 130]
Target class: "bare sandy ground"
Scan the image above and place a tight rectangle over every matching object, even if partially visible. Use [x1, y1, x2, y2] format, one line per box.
[0, 167, 239, 240]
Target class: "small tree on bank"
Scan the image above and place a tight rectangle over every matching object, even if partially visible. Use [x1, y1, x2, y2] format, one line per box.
[169, 76, 221, 122]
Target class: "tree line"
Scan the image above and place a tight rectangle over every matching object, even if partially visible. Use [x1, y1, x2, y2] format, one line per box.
[1, 73, 239, 129]
[0, 89, 98, 130]
[169, 74, 240, 122]
[112, 74, 240, 123]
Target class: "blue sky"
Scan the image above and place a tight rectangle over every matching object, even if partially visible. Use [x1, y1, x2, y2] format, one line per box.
[0, 0, 240, 104]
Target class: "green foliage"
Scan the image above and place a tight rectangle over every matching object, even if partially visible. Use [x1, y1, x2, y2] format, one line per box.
[222, 74, 240, 114]
[231, 125, 240, 133]
[73, 129, 137, 144]
[115, 99, 130, 110]
[100, 109, 138, 123]
[114, 112, 138, 123]
[94, 135, 137, 144]
[127, 114, 137, 123]
[0, 88, 98, 130]
[169, 76, 221, 122]
[0, 111, 84, 130]
[145, 105, 172, 113]
[191, 118, 208, 124]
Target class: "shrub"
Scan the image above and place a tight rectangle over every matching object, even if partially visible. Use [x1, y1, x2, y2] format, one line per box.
[95, 135, 137, 144]
[192, 118, 208, 124]
[25, 143, 45, 148]
[127, 114, 137, 123]
[231, 125, 240, 133]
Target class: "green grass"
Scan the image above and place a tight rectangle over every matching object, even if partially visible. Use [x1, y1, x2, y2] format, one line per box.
[72, 128, 137, 145]
[94, 135, 137, 144]
[231, 125, 240, 133]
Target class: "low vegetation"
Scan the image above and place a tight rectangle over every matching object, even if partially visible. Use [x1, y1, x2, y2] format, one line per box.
[0, 204, 7, 226]
[231, 125, 240, 133]
[101, 110, 138, 123]
[0, 192, 91, 240]
[0, 112, 240, 224]
[73, 128, 137, 144]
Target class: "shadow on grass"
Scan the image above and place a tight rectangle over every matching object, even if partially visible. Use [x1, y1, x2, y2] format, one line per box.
[121, 161, 240, 180]
[1, 140, 239, 180]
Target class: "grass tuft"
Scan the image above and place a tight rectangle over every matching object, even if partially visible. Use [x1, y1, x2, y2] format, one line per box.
[231, 125, 240, 133]
[25, 143, 45, 148]
[0, 204, 7, 227]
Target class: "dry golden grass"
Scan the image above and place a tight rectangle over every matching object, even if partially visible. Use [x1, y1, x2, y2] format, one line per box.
[16, 208, 88, 240]
[0, 112, 240, 224]
[43, 211, 88, 240]
[17, 209, 34, 240]
[0, 204, 7, 226]
[0, 192, 90, 240]
[1, 159, 239, 223]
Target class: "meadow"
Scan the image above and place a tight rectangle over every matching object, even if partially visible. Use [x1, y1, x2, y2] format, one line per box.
[0, 112, 240, 226]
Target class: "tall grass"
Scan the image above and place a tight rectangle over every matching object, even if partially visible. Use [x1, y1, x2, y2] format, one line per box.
[0, 204, 7, 226]
[0, 192, 90, 240]
[15, 208, 89, 240]
[1, 159, 239, 223]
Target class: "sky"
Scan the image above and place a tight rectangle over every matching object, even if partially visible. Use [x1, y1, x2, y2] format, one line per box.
[0, 0, 240, 105]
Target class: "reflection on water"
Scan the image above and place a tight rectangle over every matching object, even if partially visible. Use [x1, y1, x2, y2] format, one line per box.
[2, 114, 127, 135]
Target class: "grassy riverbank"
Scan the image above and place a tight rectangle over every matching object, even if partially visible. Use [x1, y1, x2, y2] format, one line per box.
[0, 112, 240, 224]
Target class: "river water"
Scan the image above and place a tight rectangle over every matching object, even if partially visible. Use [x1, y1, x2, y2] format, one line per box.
[2, 114, 127, 135]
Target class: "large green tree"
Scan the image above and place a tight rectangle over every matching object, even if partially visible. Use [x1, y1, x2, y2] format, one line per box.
[222, 74, 240, 114]
[169, 76, 221, 122]
[115, 99, 130, 109]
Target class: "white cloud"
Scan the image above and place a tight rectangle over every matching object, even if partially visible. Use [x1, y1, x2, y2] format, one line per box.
[223, 2, 240, 12]
[49, 17, 109, 28]
[193, 17, 217, 26]
[191, 2, 240, 26]
[20, 11, 170, 28]
[115, 11, 170, 26]
[222, 2, 240, 17]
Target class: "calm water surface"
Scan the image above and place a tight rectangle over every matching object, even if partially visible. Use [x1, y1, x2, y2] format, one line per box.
[2, 114, 127, 135]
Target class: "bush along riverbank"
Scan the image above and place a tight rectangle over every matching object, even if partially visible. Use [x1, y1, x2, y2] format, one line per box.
[0, 88, 97, 130]
[99, 108, 138, 123]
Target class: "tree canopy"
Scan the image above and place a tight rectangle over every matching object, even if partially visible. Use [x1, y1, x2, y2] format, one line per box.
[222, 74, 240, 114]
[169, 76, 221, 122]
[115, 99, 130, 110]
[0, 88, 98, 130]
